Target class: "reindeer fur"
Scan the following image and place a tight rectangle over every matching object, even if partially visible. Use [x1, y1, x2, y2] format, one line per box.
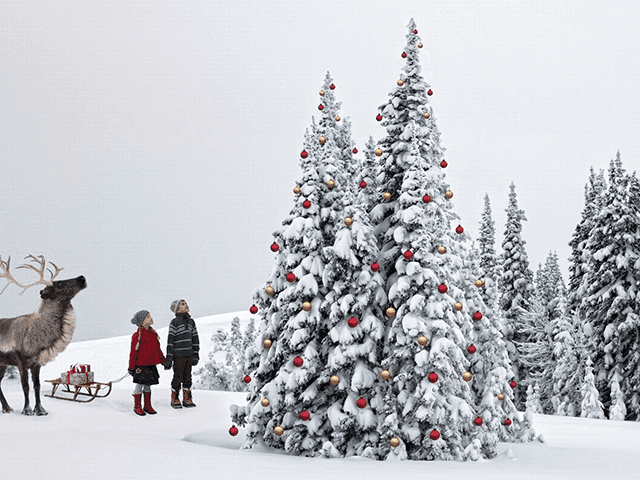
[0, 275, 86, 415]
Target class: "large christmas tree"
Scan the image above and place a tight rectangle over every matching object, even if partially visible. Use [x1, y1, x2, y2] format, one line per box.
[232, 19, 532, 460]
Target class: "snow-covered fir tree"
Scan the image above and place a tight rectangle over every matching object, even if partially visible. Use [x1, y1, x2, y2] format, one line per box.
[232, 73, 358, 454]
[519, 252, 566, 414]
[609, 372, 627, 421]
[499, 182, 534, 409]
[195, 317, 255, 392]
[580, 357, 605, 419]
[477, 194, 501, 312]
[577, 153, 640, 420]
[525, 383, 543, 414]
[567, 167, 607, 316]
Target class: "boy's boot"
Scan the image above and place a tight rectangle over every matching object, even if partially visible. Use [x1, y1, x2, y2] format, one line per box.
[170, 388, 182, 409]
[143, 391, 157, 415]
[133, 393, 146, 416]
[182, 388, 196, 408]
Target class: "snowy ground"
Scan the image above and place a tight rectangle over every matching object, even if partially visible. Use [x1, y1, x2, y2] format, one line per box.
[2, 312, 640, 479]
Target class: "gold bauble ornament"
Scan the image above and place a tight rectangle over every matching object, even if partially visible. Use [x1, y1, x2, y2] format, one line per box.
[497, 393, 505, 401]
[383, 192, 392, 201]
[445, 190, 453, 199]
[261, 398, 270, 407]
[263, 339, 272, 348]
[326, 179, 335, 188]
[375, 148, 383, 157]
[302, 301, 312, 312]
[418, 335, 428, 346]
[422, 111, 430, 119]
[462, 371, 473, 382]
[330, 375, 340, 386]
[319, 136, 327, 145]
[397, 79, 404, 86]
[335, 116, 341, 122]
[437, 245, 447, 255]
[475, 279, 485, 288]
[344, 217, 353, 227]
[390, 437, 400, 448]
[418, 42, 423, 48]
[293, 186, 301, 195]
[454, 302, 463, 311]
[319, 90, 325, 96]
[386, 307, 397, 318]
[265, 286, 275, 296]
[274, 425, 284, 436]
[380, 369, 391, 380]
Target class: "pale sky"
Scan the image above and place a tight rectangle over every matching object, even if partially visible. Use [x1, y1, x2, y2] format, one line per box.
[1, 1, 638, 341]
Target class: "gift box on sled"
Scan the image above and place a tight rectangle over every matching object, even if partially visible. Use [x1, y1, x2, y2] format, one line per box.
[61, 365, 94, 385]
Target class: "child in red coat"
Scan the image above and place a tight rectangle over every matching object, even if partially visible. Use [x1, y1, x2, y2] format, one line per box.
[129, 310, 166, 416]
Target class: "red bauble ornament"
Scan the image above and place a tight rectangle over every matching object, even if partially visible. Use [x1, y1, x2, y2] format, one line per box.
[474, 417, 483, 426]
[413, 29, 418, 34]
[229, 426, 239, 436]
[430, 429, 440, 440]
[438, 283, 448, 294]
[303, 200, 311, 209]
[270, 242, 279, 252]
[330, 83, 335, 90]
[455, 225, 464, 234]
[353, 148, 358, 154]
[249, 305, 258, 314]
[299, 410, 310, 421]
[422, 194, 431, 203]
[376, 114, 383, 122]
[359, 181, 367, 189]
[318, 104, 324, 110]
[473, 311, 483, 321]
[440, 160, 448, 168]
[293, 356, 303, 367]
[286, 272, 296, 283]
[402, 52, 407, 58]
[243, 375, 251, 384]
[427, 89, 433, 96]
[504, 418, 512, 426]
[467, 345, 477, 354]
[300, 150, 308, 159]
[509, 381, 517, 389]
[348, 317, 359, 328]
[371, 262, 380, 272]
[428, 372, 438, 383]
[356, 397, 367, 409]
[403, 250, 414, 260]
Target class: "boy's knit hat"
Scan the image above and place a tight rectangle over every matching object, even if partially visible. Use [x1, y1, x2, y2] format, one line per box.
[131, 310, 150, 327]
[170, 299, 185, 313]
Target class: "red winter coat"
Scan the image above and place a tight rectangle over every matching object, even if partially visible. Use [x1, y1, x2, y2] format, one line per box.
[129, 327, 166, 370]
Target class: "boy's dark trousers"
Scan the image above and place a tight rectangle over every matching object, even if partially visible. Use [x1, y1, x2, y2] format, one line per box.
[171, 356, 193, 391]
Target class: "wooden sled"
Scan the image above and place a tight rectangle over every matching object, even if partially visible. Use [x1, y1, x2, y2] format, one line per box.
[45, 378, 112, 403]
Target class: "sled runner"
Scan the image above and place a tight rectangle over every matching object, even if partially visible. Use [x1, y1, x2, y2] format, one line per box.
[44, 378, 112, 403]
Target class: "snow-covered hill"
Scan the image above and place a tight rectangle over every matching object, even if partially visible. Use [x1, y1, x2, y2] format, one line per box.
[2, 311, 639, 479]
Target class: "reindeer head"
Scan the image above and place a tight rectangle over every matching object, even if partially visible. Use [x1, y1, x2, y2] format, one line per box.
[0, 255, 87, 301]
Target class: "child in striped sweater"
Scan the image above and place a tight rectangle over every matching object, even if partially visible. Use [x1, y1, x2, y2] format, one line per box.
[164, 299, 200, 408]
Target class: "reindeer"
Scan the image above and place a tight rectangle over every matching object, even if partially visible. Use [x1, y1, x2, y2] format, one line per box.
[0, 255, 86, 415]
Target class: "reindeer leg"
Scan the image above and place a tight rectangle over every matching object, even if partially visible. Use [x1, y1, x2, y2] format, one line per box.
[31, 365, 47, 416]
[0, 366, 13, 413]
[18, 362, 32, 415]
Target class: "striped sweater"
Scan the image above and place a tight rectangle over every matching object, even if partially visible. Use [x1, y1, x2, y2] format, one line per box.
[166, 313, 200, 360]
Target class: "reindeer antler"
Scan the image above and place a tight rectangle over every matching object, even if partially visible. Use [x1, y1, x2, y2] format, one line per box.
[0, 255, 64, 295]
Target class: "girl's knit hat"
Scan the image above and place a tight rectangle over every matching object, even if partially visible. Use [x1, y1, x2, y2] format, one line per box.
[170, 299, 185, 313]
[131, 310, 150, 327]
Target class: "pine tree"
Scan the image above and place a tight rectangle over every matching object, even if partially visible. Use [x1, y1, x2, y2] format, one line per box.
[578, 153, 640, 419]
[500, 182, 534, 409]
[609, 370, 627, 420]
[580, 357, 605, 419]
[519, 252, 566, 414]
[525, 383, 543, 414]
[567, 167, 607, 315]
[477, 194, 501, 311]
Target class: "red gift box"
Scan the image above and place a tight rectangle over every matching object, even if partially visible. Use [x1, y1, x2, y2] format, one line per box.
[70, 364, 90, 374]
[62, 371, 94, 385]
